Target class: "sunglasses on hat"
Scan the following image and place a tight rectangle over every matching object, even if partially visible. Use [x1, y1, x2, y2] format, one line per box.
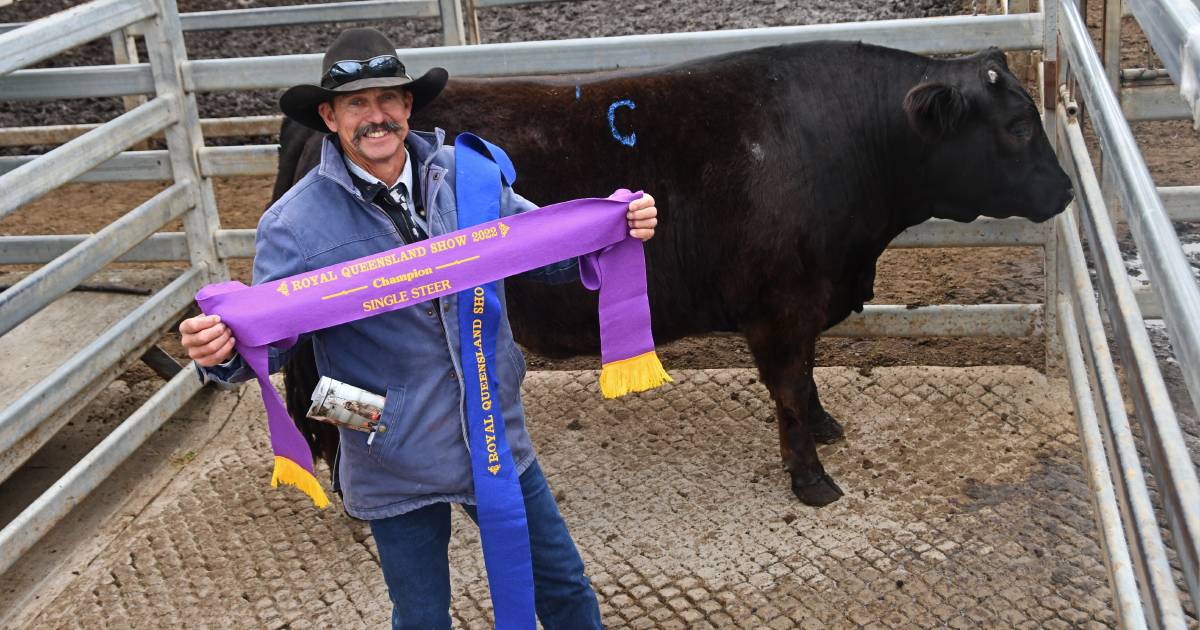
[321, 55, 409, 89]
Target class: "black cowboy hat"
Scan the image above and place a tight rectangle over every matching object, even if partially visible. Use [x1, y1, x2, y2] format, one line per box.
[280, 28, 448, 133]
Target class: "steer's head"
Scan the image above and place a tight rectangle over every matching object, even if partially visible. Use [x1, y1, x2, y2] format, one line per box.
[903, 48, 1072, 223]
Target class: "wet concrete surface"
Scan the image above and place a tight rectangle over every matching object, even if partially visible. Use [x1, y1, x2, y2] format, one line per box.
[18, 366, 1116, 628]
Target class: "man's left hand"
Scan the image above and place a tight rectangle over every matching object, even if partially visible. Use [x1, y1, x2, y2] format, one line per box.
[627, 193, 658, 241]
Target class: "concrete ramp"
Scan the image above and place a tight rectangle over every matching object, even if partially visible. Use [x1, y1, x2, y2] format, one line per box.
[0, 291, 145, 410]
[20, 367, 1112, 629]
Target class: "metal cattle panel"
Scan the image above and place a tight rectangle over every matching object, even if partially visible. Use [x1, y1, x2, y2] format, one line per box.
[0, 234, 191, 265]
[0, 151, 172, 182]
[1124, 0, 1200, 123]
[0, 64, 154, 101]
[0, 0, 155, 76]
[0, 0, 221, 578]
[167, 0, 438, 31]
[0, 365, 204, 577]
[1057, 299, 1147, 630]
[184, 13, 1042, 92]
[1056, 0, 1200, 614]
[0, 115, 283, 147]
[0, 14, 1041, 99]
[1056, 201, 1183, 628]
[0, 182, 194, 337]
[0, 96, 176, 220]
[1060, 2, 1200, 613]
[142, 0, 227, 283]
[0, 268, 206, 485]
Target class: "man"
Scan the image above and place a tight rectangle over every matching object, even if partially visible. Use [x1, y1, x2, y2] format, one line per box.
[179, 27, 657, 629]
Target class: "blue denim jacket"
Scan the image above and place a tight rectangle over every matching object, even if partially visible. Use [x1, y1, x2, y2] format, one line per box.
[203, 129, 577, 519]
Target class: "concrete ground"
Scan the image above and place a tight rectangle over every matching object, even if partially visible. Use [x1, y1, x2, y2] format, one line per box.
[13, 366, 1113, 629]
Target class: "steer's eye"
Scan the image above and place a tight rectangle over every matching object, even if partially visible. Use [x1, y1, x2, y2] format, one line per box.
[1007, 117, 1033, 140]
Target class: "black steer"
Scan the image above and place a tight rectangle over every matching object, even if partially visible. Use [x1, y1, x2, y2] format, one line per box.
[272, 41, 1072, 506]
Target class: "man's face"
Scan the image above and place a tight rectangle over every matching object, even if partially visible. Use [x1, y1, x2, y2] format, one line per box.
[318, 86, 413, 168]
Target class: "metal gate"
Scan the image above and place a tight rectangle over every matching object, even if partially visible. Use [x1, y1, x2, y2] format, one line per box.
[0, 0, 1198, 626]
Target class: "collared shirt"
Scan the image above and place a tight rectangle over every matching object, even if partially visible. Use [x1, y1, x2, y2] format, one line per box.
[342, 147, 429, 234]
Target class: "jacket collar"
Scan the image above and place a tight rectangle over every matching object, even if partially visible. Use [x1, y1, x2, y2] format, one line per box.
[317, 128, 447, 201]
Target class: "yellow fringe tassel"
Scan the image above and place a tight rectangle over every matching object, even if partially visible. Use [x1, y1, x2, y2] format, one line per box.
[599, 351, 673, 399]
[271, 456, 331, 509]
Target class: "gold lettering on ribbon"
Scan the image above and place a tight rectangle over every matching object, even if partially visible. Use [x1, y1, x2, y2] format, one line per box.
[362, 291, 408, 312]
[280, 270, 339, 295]
[471, 287, 500, 476]
[430, 234, 469, 254]
[372, 267, 434, 288]
[341, 249, 426, 280]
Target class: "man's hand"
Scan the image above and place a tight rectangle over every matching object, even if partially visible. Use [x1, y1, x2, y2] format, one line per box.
[179, 314, 236, 367]
[628, 193, 658, 241]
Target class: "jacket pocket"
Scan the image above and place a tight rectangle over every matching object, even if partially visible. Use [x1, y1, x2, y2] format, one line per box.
[367, 384, 407, 465]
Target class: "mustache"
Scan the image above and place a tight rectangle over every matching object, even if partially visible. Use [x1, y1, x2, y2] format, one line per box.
[352, 120, 403, 144]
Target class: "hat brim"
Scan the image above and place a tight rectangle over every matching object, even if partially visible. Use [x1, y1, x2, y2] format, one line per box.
[280, 67, 448, 133]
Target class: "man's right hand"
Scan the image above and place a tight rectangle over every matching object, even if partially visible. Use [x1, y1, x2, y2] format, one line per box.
[179, 314, 236, 367]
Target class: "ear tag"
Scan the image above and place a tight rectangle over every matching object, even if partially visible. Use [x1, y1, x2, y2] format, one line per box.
[987, 69, 999, 84]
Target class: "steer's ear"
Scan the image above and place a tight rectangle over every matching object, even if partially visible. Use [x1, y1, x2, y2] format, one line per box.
[904, 82, 969, 143]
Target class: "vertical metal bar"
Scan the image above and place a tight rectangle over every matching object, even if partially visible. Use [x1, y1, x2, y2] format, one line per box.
[1008, 0, 1035, 82]
[1101, 0, 1123, 91]
[1041, 0, 1062, 374]
[463, 0, 481, 44]
[141, 0, 227, 283]
[1043, 0, 1060, 138]
[109, 28, 148, 116]
[109, 27, 150, 150]
[1057, 298, 1149, 630]
[438, 0, 467, 46]
[1100, 0, 1124, 224]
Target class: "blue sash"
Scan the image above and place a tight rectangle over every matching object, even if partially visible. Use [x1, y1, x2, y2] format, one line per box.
[455, 133, 537, 629]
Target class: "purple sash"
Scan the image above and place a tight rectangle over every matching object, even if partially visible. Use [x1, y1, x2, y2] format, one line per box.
[195, 189, 671, 507]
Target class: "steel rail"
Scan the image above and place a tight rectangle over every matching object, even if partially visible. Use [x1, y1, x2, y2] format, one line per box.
[183, 13, 1042, 92]
[0, 0, 154, 76]
[0, 14, 1041, 101]
[0, 217, 1046, 266]
[824, 304, 1040, 338]
[0, 96, 176, 220]
[0, 182, 194, 337]
[1057, 297, 1148, 630]
[1057, 205, 1185, 628]
[1061, 0, 1200, 452]
[0, 268, 207, 477]
[1124, 0, 1200, 123]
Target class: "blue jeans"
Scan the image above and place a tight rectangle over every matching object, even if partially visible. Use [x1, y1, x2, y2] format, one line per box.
[369, 460, 603, 630]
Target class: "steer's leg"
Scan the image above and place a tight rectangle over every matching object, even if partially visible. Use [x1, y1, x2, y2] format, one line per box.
[807, 381, 845, 444]
[743, 316, 844, 507]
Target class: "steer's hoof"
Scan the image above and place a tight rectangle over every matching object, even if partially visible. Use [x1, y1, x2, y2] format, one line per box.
[810, 410, 845, 444]
[791, 472, 844, 507]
